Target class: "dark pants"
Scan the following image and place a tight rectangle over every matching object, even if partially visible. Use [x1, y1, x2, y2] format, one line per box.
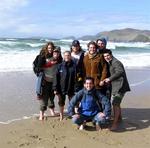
[58, 94, 74, 107]
[39, 81, 55, 111]
[72, 113, 107, 126]
[100, 84, 111, 100]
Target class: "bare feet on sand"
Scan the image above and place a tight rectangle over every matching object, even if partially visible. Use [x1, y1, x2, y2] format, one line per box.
[95, 124, 102, 131]
[39, 111, 45, 121]
[49, 108, 55, 116]
[59, 113, 64, 121]
[39, 116, 44, 121]
[110, 123, 118, 131]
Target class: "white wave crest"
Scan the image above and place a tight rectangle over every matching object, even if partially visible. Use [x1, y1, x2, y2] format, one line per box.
[107, 42, 150, 49]
[0, 39, 150, 72]
[0, 116, 31, 125]
[117, 53, 150, 68]
[26, 43, 44, 48]
[0, 50, 37, 72]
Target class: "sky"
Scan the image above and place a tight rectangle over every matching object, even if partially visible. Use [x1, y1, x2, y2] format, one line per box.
[0, 0, 150, 38]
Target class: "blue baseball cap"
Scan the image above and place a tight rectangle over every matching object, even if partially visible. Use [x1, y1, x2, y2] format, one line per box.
[71, 40, 80, 46]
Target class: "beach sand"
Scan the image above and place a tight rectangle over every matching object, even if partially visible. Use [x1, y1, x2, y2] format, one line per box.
[0, 69, 150, 148]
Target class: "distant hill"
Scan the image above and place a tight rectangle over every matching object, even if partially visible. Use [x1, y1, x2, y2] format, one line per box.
[78, 28, 150, 42]
[61, 36, 76, 40]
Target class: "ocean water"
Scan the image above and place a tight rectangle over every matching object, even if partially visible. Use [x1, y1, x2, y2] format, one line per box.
[0, 38, 150, 72]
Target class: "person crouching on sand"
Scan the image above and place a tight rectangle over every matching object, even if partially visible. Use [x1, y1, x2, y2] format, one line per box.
[68, 77, 111, 131]
[53, 51, 76, 121]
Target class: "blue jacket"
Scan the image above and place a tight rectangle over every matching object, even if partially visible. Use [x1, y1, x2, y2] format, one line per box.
[35, 72, 44, 95]
[68, 88, 111, 117]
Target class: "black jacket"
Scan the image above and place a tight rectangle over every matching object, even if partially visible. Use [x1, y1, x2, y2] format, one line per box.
[53, 60, 76, 95]
[33, 55, 46, 75]
[73, 51, 85, 92]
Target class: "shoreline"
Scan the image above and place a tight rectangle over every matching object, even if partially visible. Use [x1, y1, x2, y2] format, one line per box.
[0, 68, 150, 122]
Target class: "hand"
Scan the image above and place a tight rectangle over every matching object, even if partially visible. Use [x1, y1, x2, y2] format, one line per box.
[72, 114, 80, 119]
[54, 91, 58, 95]
[104, 78, 110, 83]
[98, 112, 105, 118]
[51, 60, 57, 64]
[99, 81, 104, 86]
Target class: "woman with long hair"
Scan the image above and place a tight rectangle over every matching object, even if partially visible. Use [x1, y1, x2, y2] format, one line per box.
[34, 42, 62, 120]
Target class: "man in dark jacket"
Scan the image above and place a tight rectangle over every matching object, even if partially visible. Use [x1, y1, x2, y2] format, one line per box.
[103, 50, 130, 131]
[96, 38, 112, 99]
[68, 77, 111, 130]
[53, 51, 76, 121]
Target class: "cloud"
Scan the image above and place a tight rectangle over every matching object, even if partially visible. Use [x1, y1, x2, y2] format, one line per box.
[0, 1, 149, 38]
[0, 0, 29, 35]
[9, 13, 150, 37]
[16, 23, 40, 33]
[0, 0, 28, 12]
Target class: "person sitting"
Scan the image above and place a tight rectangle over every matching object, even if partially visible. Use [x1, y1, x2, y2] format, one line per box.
[68, 77, 111, 131]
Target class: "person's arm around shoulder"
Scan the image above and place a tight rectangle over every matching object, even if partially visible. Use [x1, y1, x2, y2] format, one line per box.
[109, 60, 124, 81]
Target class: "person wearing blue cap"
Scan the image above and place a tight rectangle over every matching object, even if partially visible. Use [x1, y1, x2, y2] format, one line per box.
[96, 38, 108, 54]
[71, 40, 85, 93]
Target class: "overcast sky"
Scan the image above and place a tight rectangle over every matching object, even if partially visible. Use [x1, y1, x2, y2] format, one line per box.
[0, 0, 150, 38]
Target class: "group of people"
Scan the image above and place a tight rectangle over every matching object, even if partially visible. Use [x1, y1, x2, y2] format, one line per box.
[33, 38, 130, 131]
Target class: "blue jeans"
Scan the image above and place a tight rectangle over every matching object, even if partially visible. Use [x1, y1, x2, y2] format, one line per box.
[35, 72, 44, 95]
[72, 113, 107, 126]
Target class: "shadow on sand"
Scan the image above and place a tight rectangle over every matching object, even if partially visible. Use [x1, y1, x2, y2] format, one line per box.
[74, 108, 150, 132]
[111, 108, 150, 132]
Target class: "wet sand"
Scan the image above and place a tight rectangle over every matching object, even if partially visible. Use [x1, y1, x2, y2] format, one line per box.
[0, 69, 150, 148]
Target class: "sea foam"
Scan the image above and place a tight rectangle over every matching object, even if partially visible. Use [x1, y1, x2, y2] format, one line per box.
[0, 38, 150, 72]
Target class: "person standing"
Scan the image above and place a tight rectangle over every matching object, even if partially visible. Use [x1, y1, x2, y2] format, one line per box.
[96, 37, 108, 54]
[53, 51, 76, 121]
[83, 41, 107, 92]
[103, 50, 130, 130]
[34, 42, 62, 120]
[96, 38, 112, 99]
[71, 40, 85, 92]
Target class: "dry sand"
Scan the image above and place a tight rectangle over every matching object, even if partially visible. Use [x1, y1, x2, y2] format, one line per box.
[0, 69, 150, 148]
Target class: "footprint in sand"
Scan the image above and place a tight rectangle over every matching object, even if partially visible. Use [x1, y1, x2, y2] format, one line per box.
[26, 133, 42, 140]
[19, 142, 30, 147]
